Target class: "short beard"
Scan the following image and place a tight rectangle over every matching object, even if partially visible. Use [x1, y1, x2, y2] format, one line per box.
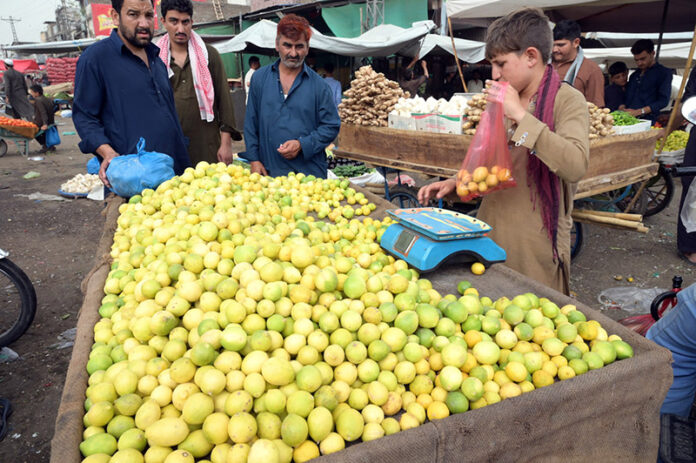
[120, 22, 152, 49]
[281, 56, 304, 69]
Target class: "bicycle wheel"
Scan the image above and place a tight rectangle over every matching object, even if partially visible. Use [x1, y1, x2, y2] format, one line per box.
[0, 140, 7, 158]
[388, 185, 421, 208]
[643, 166, 674, 217]
[0, 258, 37, 347]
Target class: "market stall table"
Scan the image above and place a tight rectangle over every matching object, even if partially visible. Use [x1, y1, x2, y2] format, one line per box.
[51, 187, 672, 463]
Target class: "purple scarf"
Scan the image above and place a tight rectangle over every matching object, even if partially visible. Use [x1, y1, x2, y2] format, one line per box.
[527, 65, 562, 259]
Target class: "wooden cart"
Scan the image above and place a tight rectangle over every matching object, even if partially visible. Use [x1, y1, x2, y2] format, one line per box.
[334, 124, 663, 200]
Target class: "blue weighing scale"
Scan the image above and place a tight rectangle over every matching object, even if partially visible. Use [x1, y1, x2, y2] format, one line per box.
[380, 208, 506, 272]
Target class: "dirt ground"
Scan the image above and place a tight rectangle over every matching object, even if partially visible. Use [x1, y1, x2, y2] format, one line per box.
[0, 118, 691, 462]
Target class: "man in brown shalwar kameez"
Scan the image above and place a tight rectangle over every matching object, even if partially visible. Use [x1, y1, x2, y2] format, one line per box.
[419, 8, 589, 295]
[158, 0, 241, 167]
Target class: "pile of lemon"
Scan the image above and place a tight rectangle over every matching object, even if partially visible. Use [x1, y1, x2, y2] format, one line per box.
[80, 162, 633, 463]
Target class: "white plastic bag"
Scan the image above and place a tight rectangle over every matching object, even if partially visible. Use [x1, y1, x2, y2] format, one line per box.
[680, 179, 696, 233]
[327, 170, 385, 186]
[597, 287, 663, 314]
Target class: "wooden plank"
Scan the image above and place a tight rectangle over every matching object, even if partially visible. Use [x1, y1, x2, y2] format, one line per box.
[334, 148, 459, 178]
[575, 163, 659, 199]
[583, 129, 664, 178]
[337, 126, 663, 205]
[337, 125, 471, 171]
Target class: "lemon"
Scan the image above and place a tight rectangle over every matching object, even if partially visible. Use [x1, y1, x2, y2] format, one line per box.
[470, 262, 486, 275]
[145, 417, 189, 447]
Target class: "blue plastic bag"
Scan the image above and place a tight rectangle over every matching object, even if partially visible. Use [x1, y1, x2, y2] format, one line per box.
[106, 138, 175, 198]
[45, 126, 61, 148]
[86, 156, 100, 174]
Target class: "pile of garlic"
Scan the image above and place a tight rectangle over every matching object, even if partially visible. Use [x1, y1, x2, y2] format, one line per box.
[60, 173, 102, 194]
[390, 95, 470, 117]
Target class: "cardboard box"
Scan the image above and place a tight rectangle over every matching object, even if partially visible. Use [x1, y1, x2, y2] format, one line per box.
[413, 113, 464, 134]
[387, 113, 416, 131]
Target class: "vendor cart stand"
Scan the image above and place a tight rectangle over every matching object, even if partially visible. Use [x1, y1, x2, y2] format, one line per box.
[0, 126, 45, 157]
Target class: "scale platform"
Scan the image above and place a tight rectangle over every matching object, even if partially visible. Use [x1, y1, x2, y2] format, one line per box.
[380, 208, 506, 272]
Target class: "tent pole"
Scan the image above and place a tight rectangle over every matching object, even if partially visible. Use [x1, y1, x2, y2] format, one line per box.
[658, 23, 696, 153]
[447, 16, 468, 92]
[656, 0, 670, 61]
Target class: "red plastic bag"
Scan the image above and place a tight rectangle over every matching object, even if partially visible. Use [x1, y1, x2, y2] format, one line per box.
[456, 81, 516, 201]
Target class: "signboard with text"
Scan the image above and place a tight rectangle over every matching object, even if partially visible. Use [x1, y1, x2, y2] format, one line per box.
[91, 3, 115, 36]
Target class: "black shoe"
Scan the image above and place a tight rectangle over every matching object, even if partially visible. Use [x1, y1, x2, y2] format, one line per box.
[38, 146, 48, 153]
[48, 146, 56, 152]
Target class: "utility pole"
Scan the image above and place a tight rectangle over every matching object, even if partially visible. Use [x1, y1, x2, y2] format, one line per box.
[363, 0, 384, 32]
[212, 0, 224, 21]
[1, 16, 21, 43]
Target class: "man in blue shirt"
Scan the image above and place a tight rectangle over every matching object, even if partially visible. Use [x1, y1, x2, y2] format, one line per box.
[323, 62, 342, 108]
[243, 14, 340, 178]
[73, 0, 190, 187]
[621, 39, 672, 122]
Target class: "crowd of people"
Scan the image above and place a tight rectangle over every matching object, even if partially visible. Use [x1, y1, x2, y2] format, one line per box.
[69, 0, 339, 185]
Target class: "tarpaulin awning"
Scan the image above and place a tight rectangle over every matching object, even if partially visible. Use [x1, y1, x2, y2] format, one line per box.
[415, 34, 485, 62]
[585, 31, 694, 47]
[214, 19, 437, 57]
[446, 0, 696, 33]
[584, 42, 696, 69]
[4, 37, 102, 55]
[0, 59, 39, 73]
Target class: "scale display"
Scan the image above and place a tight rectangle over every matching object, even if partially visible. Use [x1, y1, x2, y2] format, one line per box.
[393, 229, 418, 256]
[381, 208, 506, 272]
[387, 208, 491, 241]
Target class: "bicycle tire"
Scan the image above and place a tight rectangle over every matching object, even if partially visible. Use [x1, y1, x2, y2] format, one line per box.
[388, 185, 422, 208]
[571, 221, 583, 260]
[0, 139, 7, 158]
[643, 166, 674, 217]
[0, 258, 37, 347]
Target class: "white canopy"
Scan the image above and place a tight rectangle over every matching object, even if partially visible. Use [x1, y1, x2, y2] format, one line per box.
[446, 0, 696, 33]
[214, 19, 437, 57]
[5, 37, 103, 54]
[585, 31, 694, 47]
[584, 42, 695, 69]
[416, 34, 486, 62]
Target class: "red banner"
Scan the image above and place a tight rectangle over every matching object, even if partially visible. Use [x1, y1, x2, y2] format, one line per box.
[91, 3, 116, 37]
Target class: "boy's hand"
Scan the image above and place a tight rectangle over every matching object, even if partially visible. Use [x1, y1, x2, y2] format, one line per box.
[485, 80, 526, 123]
[417, 179, 456, 204]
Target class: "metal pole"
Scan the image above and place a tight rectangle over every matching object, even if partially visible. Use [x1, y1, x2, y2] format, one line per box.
[447, 17, 468, 92]
[656, 0, 671, 61]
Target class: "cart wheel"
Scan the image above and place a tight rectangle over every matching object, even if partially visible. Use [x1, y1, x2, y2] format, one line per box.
[571, 221, 583, 260]
[0, 140, 6, 158]
[642, 165, 674, 217]
[388, 185, 421, 208]
[612, 186, 648, 216]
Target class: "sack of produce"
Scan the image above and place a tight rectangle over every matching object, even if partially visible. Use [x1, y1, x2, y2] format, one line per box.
[106, 138, 175, 198]
[455, 81, 515, 201]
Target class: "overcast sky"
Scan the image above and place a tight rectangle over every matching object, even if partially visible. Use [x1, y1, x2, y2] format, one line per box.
[0, 0, 62, 46]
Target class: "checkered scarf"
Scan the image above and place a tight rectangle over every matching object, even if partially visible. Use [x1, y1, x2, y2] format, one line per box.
[158, 30, 215, 122]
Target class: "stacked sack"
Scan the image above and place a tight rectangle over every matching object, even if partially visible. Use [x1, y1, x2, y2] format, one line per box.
[46, 57, 78, 84]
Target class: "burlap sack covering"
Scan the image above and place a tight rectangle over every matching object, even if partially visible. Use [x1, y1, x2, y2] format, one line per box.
[50, 195, 123, 463]
[318, 264, 673, 462]
[0, 123, 39, 139]
[50, 188, 673, 462]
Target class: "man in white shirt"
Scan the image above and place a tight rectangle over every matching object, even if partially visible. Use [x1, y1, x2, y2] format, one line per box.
[466, 69, 484, 93]
[245, 56, 260, 103]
